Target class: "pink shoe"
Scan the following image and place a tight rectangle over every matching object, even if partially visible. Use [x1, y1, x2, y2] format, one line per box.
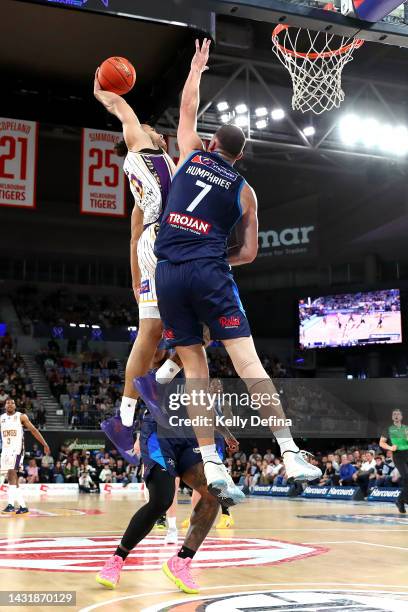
[162, 554, 199, 594]
[95, 554, 124, 589]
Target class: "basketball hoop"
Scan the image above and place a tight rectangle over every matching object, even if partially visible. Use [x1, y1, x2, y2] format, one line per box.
[272, 4, 364, 115]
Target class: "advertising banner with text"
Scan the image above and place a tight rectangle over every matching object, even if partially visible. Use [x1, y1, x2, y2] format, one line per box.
[0, 117, 38, 209]
[80, 127, 126, 217]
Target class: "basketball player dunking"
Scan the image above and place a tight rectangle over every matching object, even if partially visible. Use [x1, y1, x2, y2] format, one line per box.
[93, 72, 182, 435]
[153, 39, 322, 491]
[1, 398, 50, 514]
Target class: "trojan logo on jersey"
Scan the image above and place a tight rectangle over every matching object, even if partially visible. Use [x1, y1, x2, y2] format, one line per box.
[219, 315, 241, 328]
[167, 212, 211, 235]
[143, 590, 408, 612]
[0, 536, 326, 572]
[191, 154, 237, 181]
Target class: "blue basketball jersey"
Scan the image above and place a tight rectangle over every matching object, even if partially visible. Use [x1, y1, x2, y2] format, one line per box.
[154, 150, 245, 263]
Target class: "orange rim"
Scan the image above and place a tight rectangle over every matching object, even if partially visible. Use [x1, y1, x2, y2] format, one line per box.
[272, 23, 364, 60]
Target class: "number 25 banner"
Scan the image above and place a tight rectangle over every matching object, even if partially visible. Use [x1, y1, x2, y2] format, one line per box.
[0, 117, 38, 209]
[80, 128, 126, 217]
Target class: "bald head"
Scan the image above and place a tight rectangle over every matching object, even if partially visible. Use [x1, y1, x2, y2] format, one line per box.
[209, 124, 246, 161]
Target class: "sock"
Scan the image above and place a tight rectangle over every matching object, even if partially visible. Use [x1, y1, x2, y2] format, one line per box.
[221, 505, 230, 516]
[178, 545, 196, 560]
[115, 546, 129, 561]
[156, 359, 181, 384]
[120, 396, 137, 427]
[275, 427, 299, 454]
[167, 516, 177, 529]
[14, 487, 26, 508]
[8, 484, 16, 506]
[200, 444, 220, 464]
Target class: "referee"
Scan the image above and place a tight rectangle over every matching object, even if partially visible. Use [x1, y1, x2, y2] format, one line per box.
[380, 409, 408, 514]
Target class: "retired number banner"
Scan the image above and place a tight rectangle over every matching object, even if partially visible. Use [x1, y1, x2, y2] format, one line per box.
[0, 117, 38, 208]
[80, 128, 126, 217]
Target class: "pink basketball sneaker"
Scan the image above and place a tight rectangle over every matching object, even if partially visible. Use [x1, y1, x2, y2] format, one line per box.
[96, 554, 124, 589]
[162, 554, 199, 594]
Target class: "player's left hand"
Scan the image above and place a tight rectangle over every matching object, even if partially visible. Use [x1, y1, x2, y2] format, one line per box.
[191, 38, 211, 74]
[226, 436, 239, 452]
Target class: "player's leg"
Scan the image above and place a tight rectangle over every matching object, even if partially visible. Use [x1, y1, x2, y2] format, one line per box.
[223, 336, 321, 481]
[155, 261, 243, 504]
[96, 465, 175, 589]
[163, 462, 219, 594]
[393, 451, 408, 514]
[192, 259, 319, 482]
[2, 469, 17, 513]
[120, 316, 163, 426]
[164, 476, 180, 544]
[181, 488, 201, 528]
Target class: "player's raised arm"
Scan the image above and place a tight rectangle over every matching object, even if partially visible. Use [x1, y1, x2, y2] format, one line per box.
[93, 69, 151, 151]
[228, 183, 259, 266]
[177, 38, 211, 163]
[20, 414, 50, 455]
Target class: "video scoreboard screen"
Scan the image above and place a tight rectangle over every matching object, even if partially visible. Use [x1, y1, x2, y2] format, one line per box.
[299, 289, 402, 349]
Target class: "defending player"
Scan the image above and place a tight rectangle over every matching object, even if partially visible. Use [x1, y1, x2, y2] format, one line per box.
[380, 409, 408, 514]
[93, 71, 181, 434]
[1, 398, 50, 514]
[153, 39, 322, 484]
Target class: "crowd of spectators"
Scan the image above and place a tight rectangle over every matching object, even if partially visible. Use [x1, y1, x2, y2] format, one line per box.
[7, 442, 142, 491]
[6, 440, 402, 501]
[0, 334, 46, 428]
[14, 286, 137, 333]
[36, 342, 121, 429]
[225, 442, 403, 498]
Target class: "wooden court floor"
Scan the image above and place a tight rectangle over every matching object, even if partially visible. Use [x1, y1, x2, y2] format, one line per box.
[0, 493, 407, 612]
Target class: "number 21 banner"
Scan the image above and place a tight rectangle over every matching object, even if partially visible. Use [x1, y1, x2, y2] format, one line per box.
[0, 117, 38, 209]
[80, 128, 126, 217]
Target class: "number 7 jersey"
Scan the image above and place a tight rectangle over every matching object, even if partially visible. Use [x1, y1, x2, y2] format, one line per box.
[154, 150, 245, 263]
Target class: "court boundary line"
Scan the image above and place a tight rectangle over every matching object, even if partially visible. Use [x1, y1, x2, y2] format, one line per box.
[79, 585, 408, 612]
[3, 528, 407, 537]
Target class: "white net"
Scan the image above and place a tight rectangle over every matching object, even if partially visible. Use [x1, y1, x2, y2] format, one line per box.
[272, 24, 364, 114]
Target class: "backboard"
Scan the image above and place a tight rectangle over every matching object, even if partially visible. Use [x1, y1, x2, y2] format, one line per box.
[213, 0, 408, 48]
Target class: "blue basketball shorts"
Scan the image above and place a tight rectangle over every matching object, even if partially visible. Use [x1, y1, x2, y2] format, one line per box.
[141, 413, 225, 482]
[155, 258, 251, 347]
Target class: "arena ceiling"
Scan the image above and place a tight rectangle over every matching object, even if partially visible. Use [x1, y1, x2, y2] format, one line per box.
[0, 0, 206, 127]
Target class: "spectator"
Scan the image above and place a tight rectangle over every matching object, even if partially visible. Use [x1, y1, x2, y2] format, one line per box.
[26, 459, 39, 483]
[263, 448, 274, 462]
[259, 459, 274, 485]
[249, 447, 262, 463]
[319, 460, 336, 486]
[352, 450, 376, 496]
[53, 461, 65, 483]
[99, 465, 113, 483]
[231, 459, 245, 484]
[339, 454, 356, 486]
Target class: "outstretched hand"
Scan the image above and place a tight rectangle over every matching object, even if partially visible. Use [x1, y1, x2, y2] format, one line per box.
[191, 38, 211, 74]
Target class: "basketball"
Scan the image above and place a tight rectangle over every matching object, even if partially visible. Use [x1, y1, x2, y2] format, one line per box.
[98, 56, 136, 95]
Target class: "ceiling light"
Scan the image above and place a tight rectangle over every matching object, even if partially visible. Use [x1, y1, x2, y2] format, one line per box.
[217, 101, 229, 112]
[255, 107, 268, 117]
[271, 108, 285, 120]
[235, 103, 248, 114]
[256, 119, 268, 129]
[235, 115, 248, 128]
[303, 126, 315, 137]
